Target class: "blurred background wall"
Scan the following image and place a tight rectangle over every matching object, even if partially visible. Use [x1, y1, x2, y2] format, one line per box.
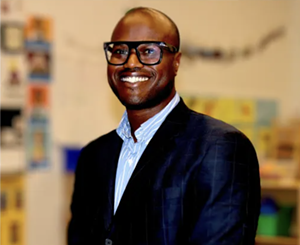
[1, 1, 300, 245]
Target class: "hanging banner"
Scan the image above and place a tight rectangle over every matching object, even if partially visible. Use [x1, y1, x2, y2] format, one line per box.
[24, 15, 52, 50]
[27, 83, 49, 119]
[26, 117, 50, 170]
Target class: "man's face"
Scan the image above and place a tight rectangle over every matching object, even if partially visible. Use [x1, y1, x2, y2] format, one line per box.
[107, 14, 181, 110]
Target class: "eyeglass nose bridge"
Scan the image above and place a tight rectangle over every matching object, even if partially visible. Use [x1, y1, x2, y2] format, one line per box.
[123, 45, 144, 66]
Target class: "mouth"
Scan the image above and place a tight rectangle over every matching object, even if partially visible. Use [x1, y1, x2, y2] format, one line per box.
[120, 76, 150, 84]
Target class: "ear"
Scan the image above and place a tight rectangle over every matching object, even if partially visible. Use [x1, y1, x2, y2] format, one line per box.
[173, 52, 181, 76]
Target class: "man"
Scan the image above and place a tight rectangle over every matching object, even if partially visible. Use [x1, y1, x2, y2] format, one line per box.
[68, 7, 261, 245]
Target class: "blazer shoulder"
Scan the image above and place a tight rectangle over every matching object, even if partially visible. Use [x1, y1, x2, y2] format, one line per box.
[188, 109, 252, 145]
[81, 129, 119, 154]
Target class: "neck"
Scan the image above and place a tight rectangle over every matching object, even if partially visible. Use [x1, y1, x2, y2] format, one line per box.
[126, 92, 176, 141]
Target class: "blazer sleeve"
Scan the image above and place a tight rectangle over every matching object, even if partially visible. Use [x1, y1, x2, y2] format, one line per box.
[67, 146, 90, 245]
[189, 130, 261, 245]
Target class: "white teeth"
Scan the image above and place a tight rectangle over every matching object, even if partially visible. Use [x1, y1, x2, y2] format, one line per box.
[121, 76, 149, 83]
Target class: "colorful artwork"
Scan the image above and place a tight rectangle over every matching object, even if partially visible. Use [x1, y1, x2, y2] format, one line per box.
[235, 99, 256, 124]
[24, 15, 53, 171]
[27, 118, 50, 170]
[6, 59, 22, 87]
[1, 57, 26, 106]
[0, 175, 25, 245]
[24, 15, 52, 50]
[27, 49, 51, 81]
[0, 22, 24, 53]
[27, 84, 50, 119]
[214, 98, 236, 123]
[182, 94, 277, 157]
[256, 127, 272, 158]
[28, 84, 49, 108]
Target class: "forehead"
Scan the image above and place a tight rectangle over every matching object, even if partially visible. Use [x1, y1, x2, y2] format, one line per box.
[111, 13, 173, 43]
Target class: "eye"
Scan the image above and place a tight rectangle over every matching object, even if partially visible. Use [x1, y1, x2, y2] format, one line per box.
[113, 49, 128, 55]
[144, 48, 155, 54]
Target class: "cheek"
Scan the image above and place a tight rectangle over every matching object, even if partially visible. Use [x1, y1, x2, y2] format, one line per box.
[107, 66, 114, 78]
[156, 63, 175, 81]
[107, 66, 119, 83]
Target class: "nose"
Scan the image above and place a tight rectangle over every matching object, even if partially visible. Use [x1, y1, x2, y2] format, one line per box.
[123, 49, 143, 69]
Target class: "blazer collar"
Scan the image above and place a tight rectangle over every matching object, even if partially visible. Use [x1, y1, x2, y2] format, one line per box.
[130, 98, 190, 179]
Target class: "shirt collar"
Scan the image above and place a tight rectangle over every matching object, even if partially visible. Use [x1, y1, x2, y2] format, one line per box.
[116, 92, 180, 142]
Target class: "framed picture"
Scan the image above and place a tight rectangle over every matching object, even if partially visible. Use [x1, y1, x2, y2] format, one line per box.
[27, 49, 51, 81]
[27, 117, 50, 170]
[1, 22, 24, 53]
[27, 84, 50, 118]
[1, 57, 26, 106]
[25, 15, 52, 50]
[28, 84, 49, 108]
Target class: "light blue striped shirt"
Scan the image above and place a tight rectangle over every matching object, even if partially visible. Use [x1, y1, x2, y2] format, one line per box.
[114, 93, 180, 214]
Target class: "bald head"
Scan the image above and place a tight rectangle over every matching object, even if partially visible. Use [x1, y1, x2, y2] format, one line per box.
[111, 7, 180, 50]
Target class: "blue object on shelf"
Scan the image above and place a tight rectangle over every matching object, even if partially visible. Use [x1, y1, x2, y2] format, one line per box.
[260, 197, 278, 214]
[63, 147, 82, 173]
[257, 197, 279, 236]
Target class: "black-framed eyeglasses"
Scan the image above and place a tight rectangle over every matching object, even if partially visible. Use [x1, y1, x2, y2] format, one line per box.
[103, 41, 178, 66]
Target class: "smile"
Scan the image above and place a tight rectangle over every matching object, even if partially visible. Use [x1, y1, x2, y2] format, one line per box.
[120, 76, 149, 83]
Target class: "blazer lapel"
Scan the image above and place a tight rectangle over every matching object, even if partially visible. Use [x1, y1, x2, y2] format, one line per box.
[130, 99, 190, 181]
[97, 133, 123, 229]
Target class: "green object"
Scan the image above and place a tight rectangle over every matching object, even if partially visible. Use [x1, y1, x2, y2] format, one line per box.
[257, 205, 294, 237]
[257, 197, 278, 236]
[277, 206, 294, 236]
[257, 214, 278, 236]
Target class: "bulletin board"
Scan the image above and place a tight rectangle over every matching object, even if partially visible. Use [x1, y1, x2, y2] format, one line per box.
[182, 95, 278, 158]
[0, 174, 25, 245]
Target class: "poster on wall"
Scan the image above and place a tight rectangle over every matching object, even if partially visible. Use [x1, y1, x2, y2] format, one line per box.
[234, 99, 255, 124]
[0, 58, 26, 106]
[26, 49, 51, 81]
[27, 84, 49, 119]
[24, 15, 52, 50]
[181, 94, 278, 158]
[1, 22, 24, 54]
[0, 174, 25, 245]
[26, 118, 50, 170]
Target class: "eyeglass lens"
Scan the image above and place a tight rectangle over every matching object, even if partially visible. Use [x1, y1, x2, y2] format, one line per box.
[106, 43, 161, 65]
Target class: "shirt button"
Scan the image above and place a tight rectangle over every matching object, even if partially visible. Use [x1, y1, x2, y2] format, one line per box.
[105, 238, 113, 245]
[128, 158, 133, 166]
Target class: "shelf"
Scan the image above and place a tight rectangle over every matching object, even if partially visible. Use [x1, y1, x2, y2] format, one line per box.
[261, 180, 300, 191]
[256, 235, 298, 245]
[0, 148, 26, 174]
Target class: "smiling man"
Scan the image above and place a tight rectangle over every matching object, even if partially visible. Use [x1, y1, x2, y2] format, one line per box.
[68, 7, 261, 245]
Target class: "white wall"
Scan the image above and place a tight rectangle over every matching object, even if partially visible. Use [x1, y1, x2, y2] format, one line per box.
[289, 0, 300, 117]
[13, 1, 300, 245]
[25, 0, 298, 146]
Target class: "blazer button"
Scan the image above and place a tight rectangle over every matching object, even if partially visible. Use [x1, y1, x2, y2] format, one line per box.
[105, 238, 113, 245]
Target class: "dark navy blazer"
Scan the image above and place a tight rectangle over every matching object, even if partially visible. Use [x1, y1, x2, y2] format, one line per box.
[68, 99, 261, 245]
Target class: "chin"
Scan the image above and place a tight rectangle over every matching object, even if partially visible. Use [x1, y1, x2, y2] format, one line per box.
[120, 99, 148, 110]
[122, 96, 166, 111]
